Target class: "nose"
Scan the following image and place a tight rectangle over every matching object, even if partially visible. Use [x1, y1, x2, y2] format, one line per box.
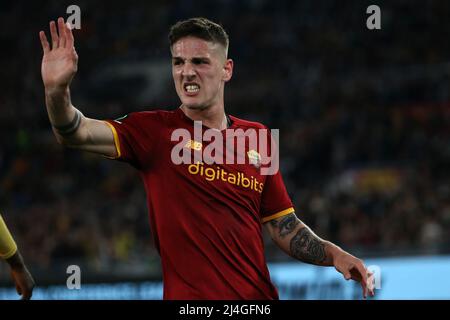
[182, 62, 196, 78]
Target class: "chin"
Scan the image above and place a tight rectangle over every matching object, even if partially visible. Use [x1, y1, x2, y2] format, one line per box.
[182, 99, 208, 110]
[186, 104, 207, 110]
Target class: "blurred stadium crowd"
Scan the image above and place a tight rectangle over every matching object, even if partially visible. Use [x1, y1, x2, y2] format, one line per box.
[0, 0, 449, 280]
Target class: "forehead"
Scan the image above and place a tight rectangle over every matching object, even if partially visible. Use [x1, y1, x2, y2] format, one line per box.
[171, 36, 221, 57]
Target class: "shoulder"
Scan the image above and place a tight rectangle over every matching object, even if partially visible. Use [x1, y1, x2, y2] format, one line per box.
[113, 109, 179, 124]
[229, 115, 268, 130]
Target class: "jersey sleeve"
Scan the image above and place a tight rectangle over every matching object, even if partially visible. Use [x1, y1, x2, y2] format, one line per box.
[0, 214, 18, 260]
[259, 126, 294, 223]
[260, 169, 294, 223]
[104, 112, 162, 169]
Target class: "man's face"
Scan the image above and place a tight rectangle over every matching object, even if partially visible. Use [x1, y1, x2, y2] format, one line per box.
[171, 36, 233, 110]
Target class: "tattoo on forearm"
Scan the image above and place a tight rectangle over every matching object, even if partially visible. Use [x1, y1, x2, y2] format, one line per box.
[270, 219, 278, 228]
[52, 109, 82, 136]
[290, 227, 326, 265]
[272, 214, 300, 238]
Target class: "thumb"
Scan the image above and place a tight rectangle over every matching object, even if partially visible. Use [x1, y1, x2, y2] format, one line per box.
[16, 284, 22, 295]
[343, 271, 351, 280]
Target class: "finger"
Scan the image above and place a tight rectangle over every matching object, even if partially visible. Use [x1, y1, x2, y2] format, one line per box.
[39, 31, 50, 54]
[354, 263, 369, 282]
[361, 279, 368, 299]
[21, 289, 32, 300]
[49, 20, 59, 49]
[66, 22, 75, 48]
[367, 272, 375, 297]
[354, 268, 368, 299]
[58, 17, 66, 48]
[367, 271, 374, 288]
[355, 264, 369, 298]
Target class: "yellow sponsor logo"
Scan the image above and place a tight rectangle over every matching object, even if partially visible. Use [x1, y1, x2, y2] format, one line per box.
[188, 162, 264, 193]
[184, 140, 202, 151]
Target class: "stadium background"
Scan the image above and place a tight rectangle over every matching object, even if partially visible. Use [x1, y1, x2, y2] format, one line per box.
[0, 0, 449, 299]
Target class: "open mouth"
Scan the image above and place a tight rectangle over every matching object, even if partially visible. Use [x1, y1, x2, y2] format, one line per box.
[183, 83, 200, 95]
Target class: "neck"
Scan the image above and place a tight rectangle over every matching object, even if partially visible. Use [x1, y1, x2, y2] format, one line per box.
[180, 103, 228, 130]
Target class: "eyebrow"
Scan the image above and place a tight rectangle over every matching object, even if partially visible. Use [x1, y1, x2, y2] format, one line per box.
[172, 56, 210, 61]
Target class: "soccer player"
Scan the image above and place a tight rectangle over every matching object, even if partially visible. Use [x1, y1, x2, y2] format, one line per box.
[0, 214, 35, 300]
[39, 17, 375, 299]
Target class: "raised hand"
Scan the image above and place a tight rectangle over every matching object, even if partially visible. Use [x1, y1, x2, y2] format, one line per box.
[39, 17, 78, 91]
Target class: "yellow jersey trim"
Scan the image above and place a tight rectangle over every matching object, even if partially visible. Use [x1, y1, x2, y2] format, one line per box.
[261, 207, 295, 223]
[0, 215, 18, 260]
[104, 121, 121, 159]
[1, 245, 17, 260]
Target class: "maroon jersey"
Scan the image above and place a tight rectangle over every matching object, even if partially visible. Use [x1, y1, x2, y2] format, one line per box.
[105, 108, 294, 299]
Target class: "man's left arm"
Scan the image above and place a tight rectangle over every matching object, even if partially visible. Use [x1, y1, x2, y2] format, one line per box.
[264, 212, 375, 298]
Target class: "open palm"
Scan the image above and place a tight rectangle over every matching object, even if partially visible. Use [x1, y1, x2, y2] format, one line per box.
[40, 18, 78, 89]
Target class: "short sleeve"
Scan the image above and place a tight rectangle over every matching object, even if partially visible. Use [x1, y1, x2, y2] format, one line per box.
[258, 126, 294, 223]
[260, 169, 294, 223]
[104, 112, 161, 169]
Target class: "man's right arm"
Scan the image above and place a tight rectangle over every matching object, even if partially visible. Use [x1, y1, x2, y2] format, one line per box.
[40, 18, 117, 158]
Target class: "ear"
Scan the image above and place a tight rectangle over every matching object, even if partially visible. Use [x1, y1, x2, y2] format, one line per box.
[223, 59, 233, 82]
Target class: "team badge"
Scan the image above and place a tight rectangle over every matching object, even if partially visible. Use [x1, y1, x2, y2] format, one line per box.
[247, 149, 261, 168]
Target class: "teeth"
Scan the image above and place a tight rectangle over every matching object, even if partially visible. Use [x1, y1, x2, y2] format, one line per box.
[185, 84, 199, 93]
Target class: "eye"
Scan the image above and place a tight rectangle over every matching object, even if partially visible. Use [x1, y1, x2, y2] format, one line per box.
[173, 59, 183, 66]
[192, 58, 208, 65]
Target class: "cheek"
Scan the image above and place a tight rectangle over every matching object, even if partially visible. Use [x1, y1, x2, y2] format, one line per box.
[172, 71, 181, 86]
[205, 69, 223, 85]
